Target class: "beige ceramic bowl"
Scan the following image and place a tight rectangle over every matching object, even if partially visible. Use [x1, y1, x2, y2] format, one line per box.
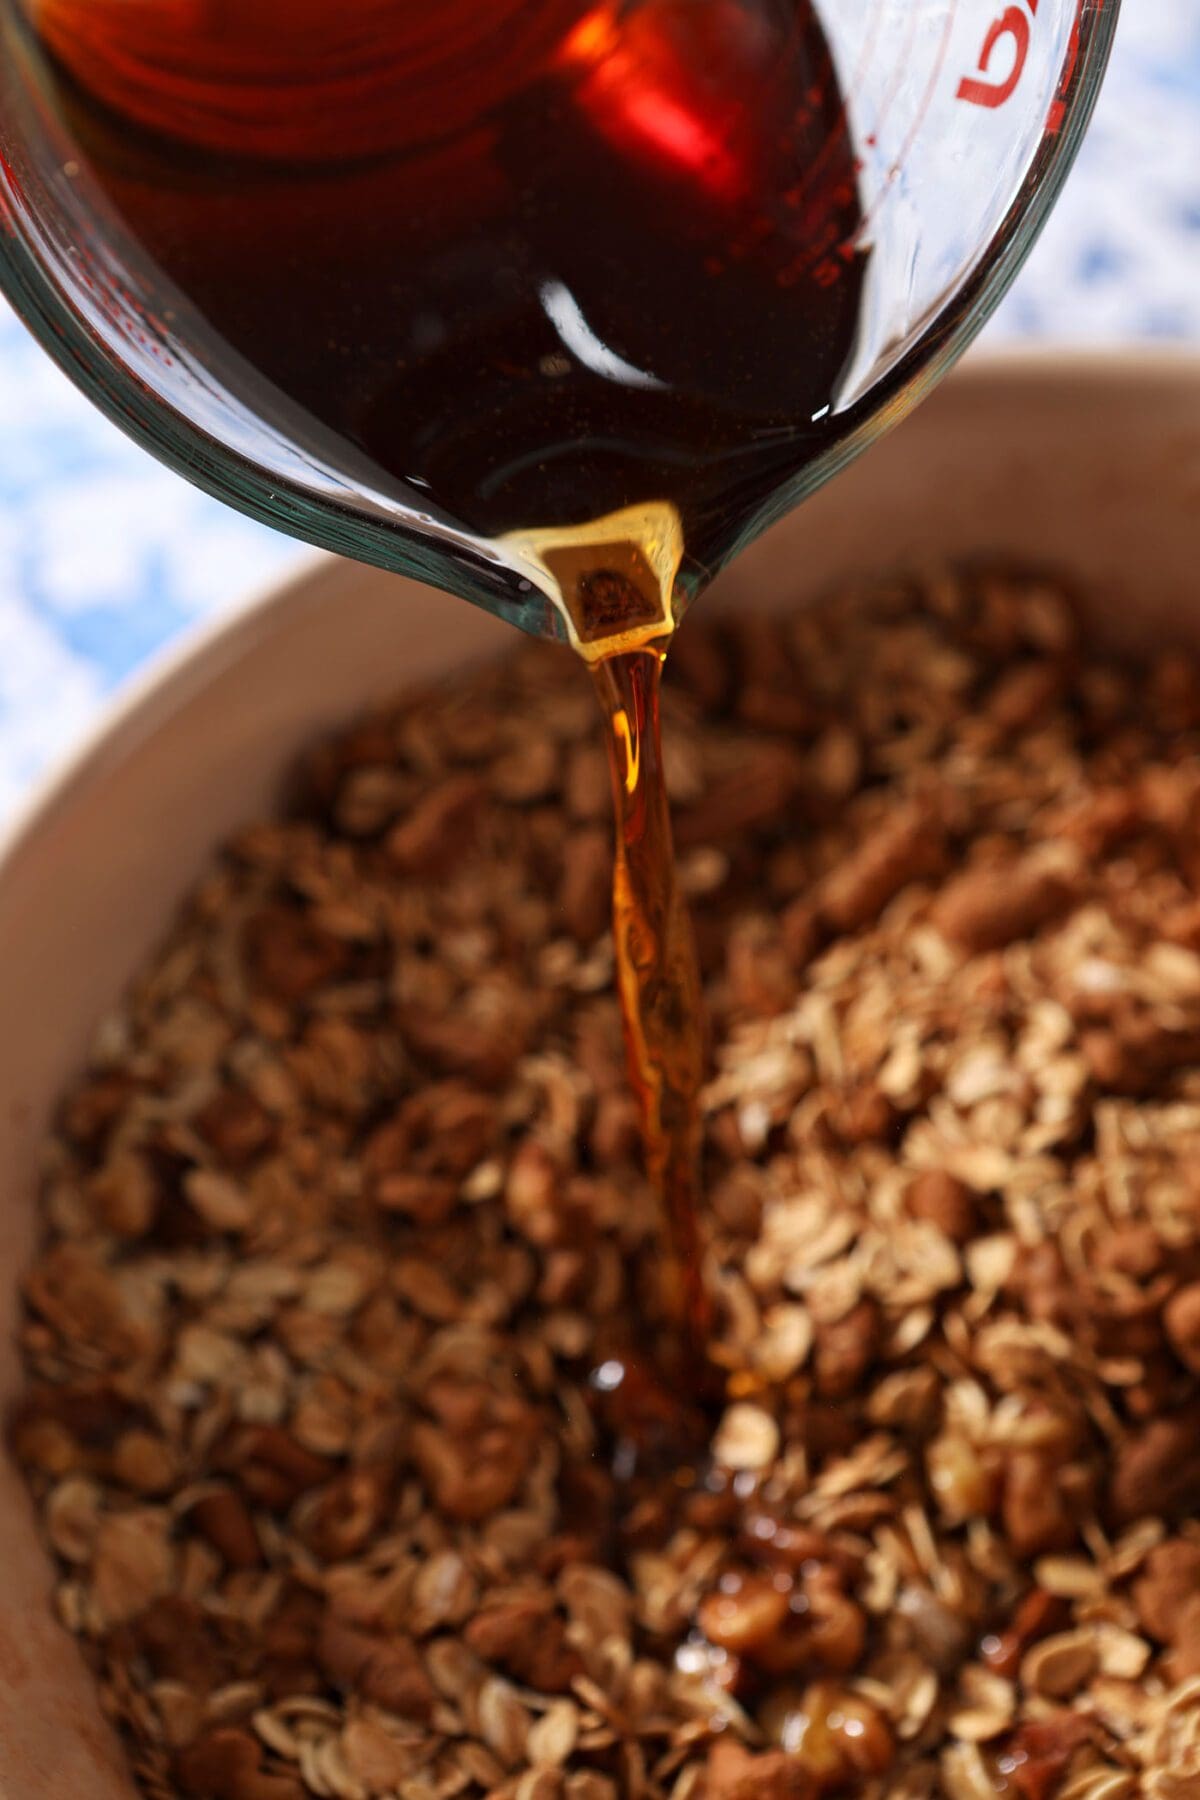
[0, 349, 1197, 1795]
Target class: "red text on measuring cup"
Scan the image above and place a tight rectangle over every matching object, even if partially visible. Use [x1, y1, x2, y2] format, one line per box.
[957, 0, 1038, 108]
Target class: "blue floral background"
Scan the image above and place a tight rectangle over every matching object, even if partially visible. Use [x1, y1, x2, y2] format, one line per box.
[1, 0, 1198, 820]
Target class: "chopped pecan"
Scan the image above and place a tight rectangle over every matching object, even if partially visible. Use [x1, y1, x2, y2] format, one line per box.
[24, 1245, 151, 1367]
[116, 1596, 228, 1691]
[907, 1169, 979, 1243]
[243, 905, 349, 1002]
[813, 1300, 880, 1400]
[466, 1594, 582, 1693]
[317, 1614, 435, 1719]
[705, 1740, 816, 1800]
[1165, 1282, 1200, 1374]
[193, 1088, 276, 1167]
[295, 1467, 391, 1561]
[174, 1728, 305, 1800]
[1131, 1539, 1200, 1643]
[364, 1082, 499, 1190]
[214, 1425, 336, 1511]
[998, 1715, 1091, 1800]
[411, 1381, 537, 1523]
[1003, 1452, 1088, 1556]
[981, 1589, 1070, 1681]
[1110, 1407, 1200, 1524]
[189, 1489, 263, 1570]
[385, 774, 484, 874]
[932, 852, 1076, 953]
[820, 803, 945, 933]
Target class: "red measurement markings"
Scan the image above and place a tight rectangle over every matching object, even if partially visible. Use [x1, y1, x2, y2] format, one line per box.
[958, 0, 1039, 109]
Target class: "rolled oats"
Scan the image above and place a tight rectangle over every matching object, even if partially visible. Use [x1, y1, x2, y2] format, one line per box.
[15, 567, 1200, 1798]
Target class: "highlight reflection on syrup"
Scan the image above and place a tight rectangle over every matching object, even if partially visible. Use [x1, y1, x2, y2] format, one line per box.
[558, 0, 749, 201]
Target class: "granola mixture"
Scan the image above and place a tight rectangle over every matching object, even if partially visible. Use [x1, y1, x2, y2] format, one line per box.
[14, 569, 1200, 1800]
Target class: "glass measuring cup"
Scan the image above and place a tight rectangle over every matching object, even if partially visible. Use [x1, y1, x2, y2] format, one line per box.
[0, 0, 1118, 644]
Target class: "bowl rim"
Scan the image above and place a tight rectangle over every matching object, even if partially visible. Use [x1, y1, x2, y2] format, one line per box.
[1, 343, 1196, 887]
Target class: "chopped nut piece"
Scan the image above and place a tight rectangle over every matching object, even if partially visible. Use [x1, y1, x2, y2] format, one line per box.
[1111, 1411, 1200, 1524]
[819, 805, 945, 933]
[91, 1508, 174, 1626]
[386, 774, 484, 873]
[1165, 1283, 1200, 1374]
[175, 1727, 307, 1800]
[906, 1170, 978, 1244]
[932, 852, 1077, 953]
[317, 1615, 435, 1720]
[706, 1739, 815, 1800]
[1132, 1540, 1200, 1643]
[188, 1488, 263, 1570]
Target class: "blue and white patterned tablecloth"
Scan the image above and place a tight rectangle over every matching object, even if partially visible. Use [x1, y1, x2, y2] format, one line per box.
[2, 0, 1199, 820]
